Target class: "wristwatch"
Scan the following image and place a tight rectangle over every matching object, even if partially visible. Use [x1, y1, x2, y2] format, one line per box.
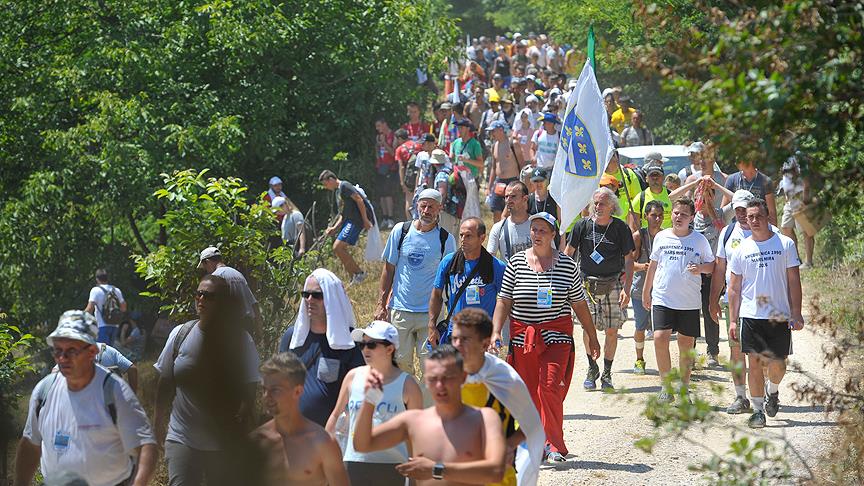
[432, 463, 445, 480]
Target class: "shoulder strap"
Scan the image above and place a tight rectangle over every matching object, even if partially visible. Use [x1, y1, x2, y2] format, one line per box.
[102, 372, 118, 425]
[438, 227, 449, 259]
[444, 262, 483, 324]
[172, 320, 198, 364]
[722, 224, 736, 249]
[34, 372, 61, 421]
[639, 191, 646, 216]
[397, 221, 412, 254]
[502, 218, 512, 260]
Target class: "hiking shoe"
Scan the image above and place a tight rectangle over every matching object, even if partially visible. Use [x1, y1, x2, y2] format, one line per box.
[748, 411, 766, 428]
[657, 390, 673, 403]
[726, 396, 752, 414]
[645, 330, 654, 340]
[350, 271, 367, 285]
[546, 451, 566, 463]
[707, 354, 720, 368]
[583, 364, 599, 390]
[765, 392, 780, 417]
[600, 370, 614, 390]
[633, 359, 646, 375]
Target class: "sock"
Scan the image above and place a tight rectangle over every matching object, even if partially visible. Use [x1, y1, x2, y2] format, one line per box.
[735, 384, 747, 399]
[587, 355, 597, 369]
[767, 382, 780, 395]
[751, 397, 765, 412]
[603, 358, 613, 373]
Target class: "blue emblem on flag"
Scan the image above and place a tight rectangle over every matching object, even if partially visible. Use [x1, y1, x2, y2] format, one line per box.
[560, 108, 598, 177]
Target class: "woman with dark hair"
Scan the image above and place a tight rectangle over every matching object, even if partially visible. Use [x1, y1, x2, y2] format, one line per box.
[153, 274, 262, 486]
[492, 212, 600, 463]
[325, 321, 422, 486]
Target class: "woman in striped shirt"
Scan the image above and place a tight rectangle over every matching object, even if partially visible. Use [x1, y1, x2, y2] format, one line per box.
[491, 212, 600, 462]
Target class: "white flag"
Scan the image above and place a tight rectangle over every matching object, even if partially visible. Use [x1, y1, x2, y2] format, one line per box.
[549, 60, 614, 234]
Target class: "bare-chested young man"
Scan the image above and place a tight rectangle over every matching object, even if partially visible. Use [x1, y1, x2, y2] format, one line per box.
[354, 345, 506, 485]
[250, 352, 349, 486]
[486, 119, 525, 223]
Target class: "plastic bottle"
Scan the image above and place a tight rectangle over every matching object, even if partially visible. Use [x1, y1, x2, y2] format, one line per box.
[334, 411, 349, 453]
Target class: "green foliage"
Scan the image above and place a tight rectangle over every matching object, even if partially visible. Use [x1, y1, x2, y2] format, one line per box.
[0, 314, 36, 455]
[134, 169, 317, 352]
[690, 437, 793, 485]
[0, 0, 457, 329]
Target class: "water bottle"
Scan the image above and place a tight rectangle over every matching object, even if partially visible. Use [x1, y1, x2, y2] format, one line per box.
[334, 411, 349, 453]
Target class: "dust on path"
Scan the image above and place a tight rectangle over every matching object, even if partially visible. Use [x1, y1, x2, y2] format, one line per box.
[538, 304, 838, 485]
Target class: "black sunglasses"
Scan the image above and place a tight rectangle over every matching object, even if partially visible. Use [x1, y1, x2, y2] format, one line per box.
[357, 340, 392, 350]
[302, 291, 324, 300]
[195, 290, 218, 300]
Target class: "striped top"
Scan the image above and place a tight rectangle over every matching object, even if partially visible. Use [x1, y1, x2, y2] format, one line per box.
[499, 250, 586, 345]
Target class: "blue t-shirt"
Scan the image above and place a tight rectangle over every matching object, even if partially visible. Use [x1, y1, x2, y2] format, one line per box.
[278, 328, 364, 426]
[433, 252, 506, 318]
[383, 222, 457, 313]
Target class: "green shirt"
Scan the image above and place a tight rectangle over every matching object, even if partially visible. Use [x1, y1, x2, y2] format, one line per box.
[614, 168, 642, 221]
[450, 137, 483, 177]
[631, 188, 673, 229]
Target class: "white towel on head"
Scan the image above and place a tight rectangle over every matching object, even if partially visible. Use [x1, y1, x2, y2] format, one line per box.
[289, 268, 356, 350]
[512, 107, 538, 133]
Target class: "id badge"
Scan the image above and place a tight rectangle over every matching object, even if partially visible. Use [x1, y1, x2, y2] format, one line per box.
[53, 431, 71, 453]
[590, 250, 605, 264]
[465, 285, 480, 305]
[536, 287, 553, 308]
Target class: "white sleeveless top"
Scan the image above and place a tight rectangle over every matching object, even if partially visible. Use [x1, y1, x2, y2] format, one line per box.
[343, 367, 409, 463]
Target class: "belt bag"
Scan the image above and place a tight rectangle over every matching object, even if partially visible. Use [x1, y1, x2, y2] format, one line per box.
[493, 181, 508, 196]
[586, 275, 619, 296]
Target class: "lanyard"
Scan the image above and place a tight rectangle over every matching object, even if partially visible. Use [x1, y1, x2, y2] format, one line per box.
[591, 218, 612, 254]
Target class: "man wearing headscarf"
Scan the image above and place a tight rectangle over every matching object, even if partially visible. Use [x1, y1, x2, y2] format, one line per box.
[278, 269, 364, 425]
[264, 176, 287, 223]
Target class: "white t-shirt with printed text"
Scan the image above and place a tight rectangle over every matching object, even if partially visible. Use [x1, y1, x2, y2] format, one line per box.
[716, 222, 780, 285]
[728, 233, 800, 319]
[649, 229, 715, 310]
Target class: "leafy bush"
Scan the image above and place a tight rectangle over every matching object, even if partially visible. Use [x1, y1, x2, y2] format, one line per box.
[0, 315, 36, 479]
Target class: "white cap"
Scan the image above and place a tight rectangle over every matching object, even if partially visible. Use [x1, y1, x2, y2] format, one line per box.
[418, 188, 443, 204]
[601, 88, 615, 99]
[731, 189, 756, 209]
[687, 141, 706, 154]
[351, 321, 400, 350]
[271, 196, 286, 208]
[198, 246, 221, 268]
[269, 176, 282, 186]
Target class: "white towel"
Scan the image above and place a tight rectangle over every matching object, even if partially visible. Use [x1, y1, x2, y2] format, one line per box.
[513, 107, 538, 133]
[466, 353, 544, 486]
[289, 268, 356, 350]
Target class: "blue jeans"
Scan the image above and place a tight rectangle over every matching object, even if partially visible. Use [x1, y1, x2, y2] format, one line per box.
[98, 326, 118, 345]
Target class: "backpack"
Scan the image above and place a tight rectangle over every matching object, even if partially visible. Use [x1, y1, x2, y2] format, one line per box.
[397, 222, 449, 261]
[401, 143, 420, 189]
[34, 369, 120, 425]
[442, 167, 469, 218]
[99, 285, 125, 325]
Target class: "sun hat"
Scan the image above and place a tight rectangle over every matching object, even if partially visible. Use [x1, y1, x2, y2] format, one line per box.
[351, 321, 400, 350]
[430, 149, 449, 165]
[731, 189, 756, 209]
[271, 196, 286, 208]
[47, 310, 98, 347]
[686, 141, 706, 154]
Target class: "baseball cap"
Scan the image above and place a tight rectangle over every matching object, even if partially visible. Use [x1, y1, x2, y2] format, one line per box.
[542, 112, 561, 125]
[439, 102, 452, 110]
[492, 73, 503, 80]
[351, 321, 400, 350]
[268, 176, 282, 186]
[525, 74, 536, 81]
[488, 92, 501, 103]
[686, 141, 705, 154]
[529, 212, 559, 232]
[645, 162, 664, 176]
[47, 310, 98, 347]
[271, 196, 286, 208]
[512, 77, 525, 85]
[731, 189, 756, 209]
[600, 173, 620, 189]
[430, 149, 449, 165]
[454, 119, 476, 130]
[198, 246, 221, 268]
[531, 167, 548, 182]
[601, 88, 615, 99]
[644, 151, 669, 163]
[418, 188, 443, 204]
[421, 133, 437, 143]
[500, 96, 514, 104]
[525, 95, 539, 104]
[486, 119, 509, 132]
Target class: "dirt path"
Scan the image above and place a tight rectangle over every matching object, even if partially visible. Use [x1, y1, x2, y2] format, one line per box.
[538, 304, 838, 484]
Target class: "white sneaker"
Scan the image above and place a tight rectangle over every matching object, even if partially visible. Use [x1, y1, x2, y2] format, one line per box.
[350, 271, 367, 285]
[645, 330, 654, 341]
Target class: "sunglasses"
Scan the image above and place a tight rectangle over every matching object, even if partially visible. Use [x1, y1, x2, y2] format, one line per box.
[195, 290, 218, 300]
[357, 340, 391, 350]
[302, 291, 324, 300]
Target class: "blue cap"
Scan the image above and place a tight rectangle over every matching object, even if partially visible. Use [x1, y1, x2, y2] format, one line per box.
[542, 112, 561, 125]
[529, 211, 559, 231]
[486, 119, 510, 132]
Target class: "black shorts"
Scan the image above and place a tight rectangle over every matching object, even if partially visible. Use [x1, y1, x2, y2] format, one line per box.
[740, 318, 792, 359]
[651, 305, 700, 338]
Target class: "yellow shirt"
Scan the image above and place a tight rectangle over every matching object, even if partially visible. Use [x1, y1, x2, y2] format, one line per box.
[610, 107, 636, 134]
[613, 168, 643, 221]
[462, 383, 518, 486]
[631, 188, 673, 229]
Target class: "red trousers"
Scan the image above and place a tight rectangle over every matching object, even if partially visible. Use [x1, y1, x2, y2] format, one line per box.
[508, 317, 575, 455]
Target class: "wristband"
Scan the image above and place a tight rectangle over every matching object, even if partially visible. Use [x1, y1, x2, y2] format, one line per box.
[365, 386, 384, 406]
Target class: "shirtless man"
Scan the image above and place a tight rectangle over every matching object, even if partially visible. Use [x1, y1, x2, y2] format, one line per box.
[486, 119, 524, 223]
[354, 345, 506, 485]
[250, 352, 349, 486]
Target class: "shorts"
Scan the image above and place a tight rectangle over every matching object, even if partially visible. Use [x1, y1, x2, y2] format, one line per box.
[97, 326, 118, 345]
[651, 305, 700, 338]
[345, 462, 404, 486]
[740, 317, 793, 359]
[337, 220, 362, 246]
[631, 296, 651, 331]
[488, 177, 518, 212]
[780, 204, 802, 230]
[585, 276, 627, 331]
